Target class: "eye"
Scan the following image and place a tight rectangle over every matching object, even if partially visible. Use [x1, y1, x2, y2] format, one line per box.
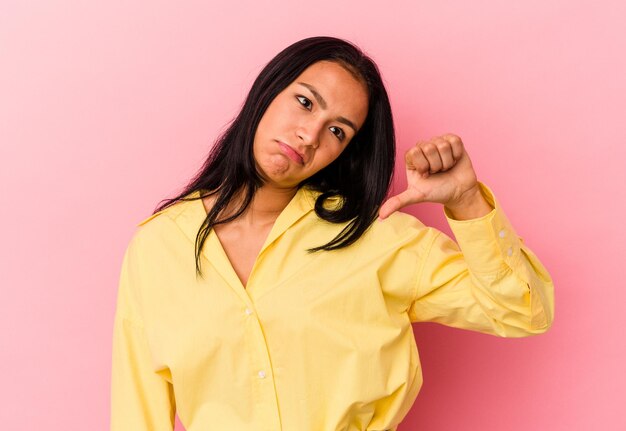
[329, 126, 345, 141]
[296, 95, 312, 110]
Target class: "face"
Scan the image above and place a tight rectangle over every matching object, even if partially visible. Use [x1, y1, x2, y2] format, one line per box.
[252, 60, 369, 189]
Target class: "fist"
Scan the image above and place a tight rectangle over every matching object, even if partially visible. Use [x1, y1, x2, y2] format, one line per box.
[378, 133, 480, 219]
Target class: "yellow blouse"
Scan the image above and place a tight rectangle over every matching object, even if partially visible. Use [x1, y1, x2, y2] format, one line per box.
[110, 181, 554, 431]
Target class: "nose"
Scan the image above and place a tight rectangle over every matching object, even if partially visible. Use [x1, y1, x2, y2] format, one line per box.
[296, 119, 322, 149]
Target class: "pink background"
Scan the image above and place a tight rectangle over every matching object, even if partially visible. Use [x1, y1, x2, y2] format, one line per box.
[1, 0, 624, 429]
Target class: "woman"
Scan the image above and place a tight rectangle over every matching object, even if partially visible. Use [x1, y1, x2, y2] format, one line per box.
[110, 36, 554, 431]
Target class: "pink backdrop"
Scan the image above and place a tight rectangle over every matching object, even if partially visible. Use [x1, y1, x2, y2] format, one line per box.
[2, 0, 624, 429]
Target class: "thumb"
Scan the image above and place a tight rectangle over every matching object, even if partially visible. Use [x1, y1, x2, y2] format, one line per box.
[378, 189, 415, 220]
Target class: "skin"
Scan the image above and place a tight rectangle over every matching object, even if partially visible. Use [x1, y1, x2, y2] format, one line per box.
[204, 60, 492, 287]
[378, 133, 494, 221]
[252, 60, 370, 197]
[204, 60, 369, 287]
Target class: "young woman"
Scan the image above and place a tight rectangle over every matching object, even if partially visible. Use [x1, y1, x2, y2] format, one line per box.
[110, 36, 554, 431]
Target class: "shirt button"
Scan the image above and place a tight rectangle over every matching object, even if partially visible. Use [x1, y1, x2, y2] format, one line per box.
[258, 370, 266, 379]
[245, 308, 253, 315]
[498, 229, 506, 238]
[507, 247, 513, 256]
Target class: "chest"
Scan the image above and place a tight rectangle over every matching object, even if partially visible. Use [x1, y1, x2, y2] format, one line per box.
[213, 222, 273, 289]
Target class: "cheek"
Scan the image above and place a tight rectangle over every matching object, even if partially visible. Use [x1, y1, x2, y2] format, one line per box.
[314, 144, 346, 170]
[253, 108, 281, 152]
[269, 96, 296, 121]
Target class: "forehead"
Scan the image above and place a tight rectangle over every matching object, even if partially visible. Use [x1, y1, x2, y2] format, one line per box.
[298, 59, 359, 78]
[295, 60, 365, 93]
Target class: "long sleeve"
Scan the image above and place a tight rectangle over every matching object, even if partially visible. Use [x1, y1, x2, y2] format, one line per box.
[408, 181, 555, 337]
[110, 234, 176, 431]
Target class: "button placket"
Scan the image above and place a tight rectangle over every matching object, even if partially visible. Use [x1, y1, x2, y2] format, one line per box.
[244, 304, 274, 389]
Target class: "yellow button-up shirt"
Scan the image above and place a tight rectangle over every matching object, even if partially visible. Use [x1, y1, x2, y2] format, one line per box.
[110, 181, 554, 431]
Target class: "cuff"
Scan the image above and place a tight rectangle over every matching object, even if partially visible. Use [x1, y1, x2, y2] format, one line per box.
[443, 181, 523, 274]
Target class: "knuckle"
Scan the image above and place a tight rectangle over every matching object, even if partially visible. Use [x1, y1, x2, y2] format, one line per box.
[445, 133, 462, 143]
[405, 148, 417, 162]
[436, 141, 449, 151]
[414, 142, 427, 154]
[422, 143, 436, 155]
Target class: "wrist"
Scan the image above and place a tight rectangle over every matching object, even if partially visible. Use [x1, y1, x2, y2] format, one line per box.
[444, 184, 494, 220]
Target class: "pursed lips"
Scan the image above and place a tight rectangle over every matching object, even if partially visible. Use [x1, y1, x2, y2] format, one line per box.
[277, 140, 306, 165]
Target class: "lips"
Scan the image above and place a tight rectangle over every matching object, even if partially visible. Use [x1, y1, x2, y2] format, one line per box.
[277, 141, 305, 165]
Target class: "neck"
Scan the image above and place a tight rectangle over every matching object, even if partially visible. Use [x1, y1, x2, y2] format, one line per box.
[231, 184, 298, 227]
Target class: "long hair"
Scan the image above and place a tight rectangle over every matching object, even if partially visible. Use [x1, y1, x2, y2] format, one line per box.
[154, 36, 396, 277]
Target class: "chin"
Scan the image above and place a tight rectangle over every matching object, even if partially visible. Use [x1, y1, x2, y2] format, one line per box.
[256, 155, 300, 182]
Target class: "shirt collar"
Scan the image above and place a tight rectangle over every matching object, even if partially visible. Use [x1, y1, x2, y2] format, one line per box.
[147, 185, 320, 260]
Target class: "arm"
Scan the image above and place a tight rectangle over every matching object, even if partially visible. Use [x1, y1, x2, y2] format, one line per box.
[408, 182, 554, 337]
[110, 235, 176, 430]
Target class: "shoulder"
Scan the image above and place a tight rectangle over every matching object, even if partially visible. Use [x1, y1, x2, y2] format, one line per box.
[135, 195, 193, 228]
[374, 210, 427, 234]
[372, 210, 433, 239]
[357, 210, 440, 255]
[134, 205, 179, 237]
[130, 193, 201, 249]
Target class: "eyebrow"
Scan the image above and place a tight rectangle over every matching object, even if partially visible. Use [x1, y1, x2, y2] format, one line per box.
[296, 82, 358, 133]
